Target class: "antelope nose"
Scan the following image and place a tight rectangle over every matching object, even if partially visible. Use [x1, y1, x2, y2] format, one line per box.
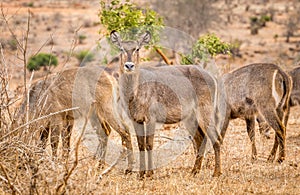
[124, 62, 135, 71]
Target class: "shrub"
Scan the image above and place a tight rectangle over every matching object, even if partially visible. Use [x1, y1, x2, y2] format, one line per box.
[22, 2, 34, 7]
[250, 14, 272, 35]
[7, 38, 18, 50]
[180, 34, 231, 65]
[27, 53, 58, 71]
[78, 34, 87, 44]
[250, 16, 260, 35]
[230, 39, 243, 58]
[75, 50, 94, 65]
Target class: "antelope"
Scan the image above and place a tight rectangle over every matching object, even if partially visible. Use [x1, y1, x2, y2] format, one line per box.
[16, 65, 134, 172]
[110, 30, 222, 178]
[289, 66, 300, 106]
[257, 66, 300, 138]
[220, 63, 292, 162]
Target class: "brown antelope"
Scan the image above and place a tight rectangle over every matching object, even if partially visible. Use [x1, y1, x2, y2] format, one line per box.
[289, 67, 300, 106]
[110, 30, 222, 178]
[288, 66, 300, 106]
[220, 63, 292, 162]
[16, 65, 134, 172]
[257, 66, 300, 138]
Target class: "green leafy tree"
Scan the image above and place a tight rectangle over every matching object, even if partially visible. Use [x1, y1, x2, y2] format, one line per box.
[181, 34, 231, 65]
[99, 0, 163, 44]
[99, 0, 174, 64]
[27, 53, 58, 71]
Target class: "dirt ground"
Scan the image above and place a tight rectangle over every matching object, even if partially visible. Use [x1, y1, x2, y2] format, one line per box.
[0, 0, 300, 194]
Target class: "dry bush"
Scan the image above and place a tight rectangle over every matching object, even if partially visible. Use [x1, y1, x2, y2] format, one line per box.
[0, 51, 105, 194]
[0, 7, 103, 194]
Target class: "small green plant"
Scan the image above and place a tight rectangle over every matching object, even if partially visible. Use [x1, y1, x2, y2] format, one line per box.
[23, 2, 34, 7]
[260, 15, 272, 22]
[27, 2, 34, 7]
[27, 53, 58, 71]
[180, 34, 231, 65]
[75, 50, 94, 65]
[250, 16, 258, 23]
[230, 39, 243, 58]
[273, 34, 279, 42]
[7, 38, 18, 50]
[259, 15, 271, 27]
[250, 16, 260, 35]
[250, 14, 272, 35]
[78, 34, 87, 44]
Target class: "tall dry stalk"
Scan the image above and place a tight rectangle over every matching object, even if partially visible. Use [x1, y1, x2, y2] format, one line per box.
[1, 8, 31, 130]
[0, 5, 94, 194]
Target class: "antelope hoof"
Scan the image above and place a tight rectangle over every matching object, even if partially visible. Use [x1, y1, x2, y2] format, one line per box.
[212, 170, 222, 177]
[97, 160, 106, 170]
[277, 157, 285, 164]
[138, 171, 146, 180]
[267, 154, 275, 162]
[251, 155, 258, 161]
[146, 170, 154, 178]
[125, 168, 133, 175]
[264, 133, 271, 139]
[191, 168, 200, 176]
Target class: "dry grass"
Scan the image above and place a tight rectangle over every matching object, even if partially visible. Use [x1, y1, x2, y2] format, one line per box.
[91, 114, 300, 194]
[1, 103, 299, 194]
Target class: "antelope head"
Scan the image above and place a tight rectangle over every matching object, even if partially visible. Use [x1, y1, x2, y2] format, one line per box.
[110, 30, 151, 73]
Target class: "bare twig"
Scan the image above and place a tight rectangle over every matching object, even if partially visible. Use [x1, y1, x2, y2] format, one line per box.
[62, 26, 81, 68]
[56, 104, 93, 194]
[25, 70, 34, 135]
[98, 159, 119, 180]
[0, 107, 79, 141]
[1, 7, 32, 131]
[24, 9, 31, 132]
[0, 43, 14, 127]
[0, 162, 21, 195]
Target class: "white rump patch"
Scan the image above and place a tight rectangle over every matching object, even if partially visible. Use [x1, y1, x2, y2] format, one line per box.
[272, 70, 281, 107]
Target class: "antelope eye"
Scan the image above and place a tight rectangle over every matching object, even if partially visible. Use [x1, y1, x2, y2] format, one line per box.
[120, 47, 126, 53]
[134, 46, 140, 52]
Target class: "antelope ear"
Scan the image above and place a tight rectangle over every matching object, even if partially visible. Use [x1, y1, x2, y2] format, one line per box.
[110, 30, 122, 49]
[138, 31, 151, 48]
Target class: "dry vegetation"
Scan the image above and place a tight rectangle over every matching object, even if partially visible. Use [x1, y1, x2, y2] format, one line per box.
[0, 0, 300, 194]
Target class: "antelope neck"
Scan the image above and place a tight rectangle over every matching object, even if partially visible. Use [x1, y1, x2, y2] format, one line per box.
[119, 65, 140, 102]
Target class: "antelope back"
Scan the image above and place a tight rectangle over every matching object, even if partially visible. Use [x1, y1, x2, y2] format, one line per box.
[223, 63, 292, 118]
[289, 67, 300, 106]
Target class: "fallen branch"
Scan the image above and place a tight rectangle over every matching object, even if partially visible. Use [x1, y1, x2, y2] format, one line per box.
[155, 135, 192, 142]
[98, 159, 118, 180]
[154, 46, 173, 65]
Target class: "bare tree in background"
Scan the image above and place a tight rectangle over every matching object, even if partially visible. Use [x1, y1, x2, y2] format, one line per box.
[150, 0, 221, 37]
